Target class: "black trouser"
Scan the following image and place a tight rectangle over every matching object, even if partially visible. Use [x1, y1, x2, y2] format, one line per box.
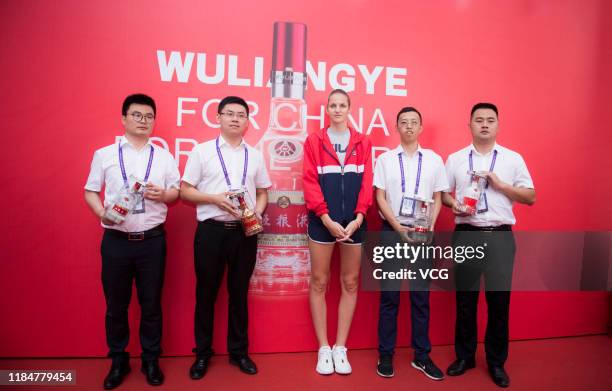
[193, 220, 257, 358]
[101, 227, 166, 361]
[378, 221, 432, 360]
[453, 224, 515, 367]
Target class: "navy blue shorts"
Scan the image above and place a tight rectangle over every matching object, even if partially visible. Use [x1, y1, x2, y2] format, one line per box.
[307, 213, 367, 244]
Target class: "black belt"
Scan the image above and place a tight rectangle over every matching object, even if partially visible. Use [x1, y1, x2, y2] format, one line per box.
[456, 224, 512, 232]
[201, 219, 242, 230]
[105, 224, 165, 241]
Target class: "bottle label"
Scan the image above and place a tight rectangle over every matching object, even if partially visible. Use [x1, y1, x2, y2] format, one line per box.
[242, 214, 263, 236]
[112, 203, 129, 216]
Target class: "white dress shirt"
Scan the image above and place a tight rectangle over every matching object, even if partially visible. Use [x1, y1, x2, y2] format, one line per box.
[84, 136, 181, 232]
[374, 145, 449, 220]
[445, 143, 534, 226]
[182, 136, 272, 222]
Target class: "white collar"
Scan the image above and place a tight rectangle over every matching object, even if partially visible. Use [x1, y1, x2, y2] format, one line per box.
[469, 142, 499, 156]
[119, 135, 152, 150]
[393, 143, 422, 157]
[218, 134, 245, 149]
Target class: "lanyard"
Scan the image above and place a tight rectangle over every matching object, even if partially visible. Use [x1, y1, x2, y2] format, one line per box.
[216, 137, 248, 189]
[399, 151, 422, 195]
[118, 141, 154, 189]
[469, 149, 497, 189]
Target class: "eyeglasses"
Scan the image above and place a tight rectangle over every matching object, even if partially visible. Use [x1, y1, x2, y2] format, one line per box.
[220, 111, 248, 120]
[128, 111, 155, 123]
[399, 120, 420, 128]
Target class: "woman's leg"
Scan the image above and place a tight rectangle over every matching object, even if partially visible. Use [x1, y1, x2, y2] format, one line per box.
[309, 239, 335, 347]
[335, 243, 362, 346]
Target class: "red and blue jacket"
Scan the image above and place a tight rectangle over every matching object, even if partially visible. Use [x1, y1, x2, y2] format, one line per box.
[303, 127, 373, 222]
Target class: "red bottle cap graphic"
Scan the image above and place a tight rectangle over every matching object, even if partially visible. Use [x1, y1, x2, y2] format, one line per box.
[272, 22, 307, 73]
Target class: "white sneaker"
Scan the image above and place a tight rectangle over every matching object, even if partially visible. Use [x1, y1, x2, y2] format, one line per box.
[316, 346, 334, 375]
[332, 345, 352, 374]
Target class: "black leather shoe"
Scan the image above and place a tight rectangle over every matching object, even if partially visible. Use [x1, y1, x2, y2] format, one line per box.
[489, 366, 510, 388]
[189, 357, 210, 380]
[446, 358, 476, 376]
[103, 361, 130, 390]
[229, 355, 258, 375]
[141, 359, 164, 386]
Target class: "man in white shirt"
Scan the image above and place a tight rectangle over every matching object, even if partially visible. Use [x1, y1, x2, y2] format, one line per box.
[443, 103, 535, 388]
[84, 94, 180, 389]
[373, 107, 449, 380]
[181, 96, 271, 379]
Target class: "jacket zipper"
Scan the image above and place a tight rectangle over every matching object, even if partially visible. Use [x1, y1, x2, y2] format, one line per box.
[340, 165, 345, 217]
[322, 141, 359, 220]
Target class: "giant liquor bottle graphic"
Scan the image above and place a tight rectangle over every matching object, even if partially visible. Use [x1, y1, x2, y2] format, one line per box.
[251, 22, 310, 295]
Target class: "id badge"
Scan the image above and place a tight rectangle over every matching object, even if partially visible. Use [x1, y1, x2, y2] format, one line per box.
[132, 190, 146, 214]
[476, 192, 489, 214]
[399, 196, 417, 217]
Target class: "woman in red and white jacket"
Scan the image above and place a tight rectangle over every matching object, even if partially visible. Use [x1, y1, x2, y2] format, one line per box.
[303, 89, 373, 375]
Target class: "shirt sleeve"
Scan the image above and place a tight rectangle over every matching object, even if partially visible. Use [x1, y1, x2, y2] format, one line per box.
[373, 154, 386, 190]
[433, 156, 450, 192]
[513, 154, 535, 189]
[182, 147, 203, 187]
[255, 152, 272, 189]
[164, 152, 181, 190]
[302, 136, 329, 216]
[444, 154, 456, 193]
[84, 149, 104, 192]
[354, 136, 374, 216]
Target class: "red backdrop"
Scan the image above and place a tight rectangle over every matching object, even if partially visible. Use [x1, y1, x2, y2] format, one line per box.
[1, 0, 610, 357]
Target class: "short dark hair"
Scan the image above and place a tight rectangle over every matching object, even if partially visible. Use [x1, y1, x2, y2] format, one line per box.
[396, 106, 422, 124]
[218, 96, 249, 116]
[470, 102, 498, 118]
[327, 88, 351, 107]
[122, 94, 156, 116]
